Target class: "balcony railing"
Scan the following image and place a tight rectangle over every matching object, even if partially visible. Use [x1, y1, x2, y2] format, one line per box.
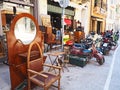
[3, 0, 33, 7]
[70, 0, 90, 4]
[94, 0, 107, 14]
[94, 6, 106, 15]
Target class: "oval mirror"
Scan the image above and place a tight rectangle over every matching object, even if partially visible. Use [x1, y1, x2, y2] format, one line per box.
[14, 17, 36, 44]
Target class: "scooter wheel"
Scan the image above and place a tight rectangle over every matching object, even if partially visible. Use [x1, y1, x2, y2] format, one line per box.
[97, 57, 105, 65]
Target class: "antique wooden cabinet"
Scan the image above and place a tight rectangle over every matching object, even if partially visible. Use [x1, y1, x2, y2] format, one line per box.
[6, 13, 44, 90]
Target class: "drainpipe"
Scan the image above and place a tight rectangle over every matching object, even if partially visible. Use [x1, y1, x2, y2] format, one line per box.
[33, 0, 38, 22]
[89, 0, 92, 32]
[0, 9, 3, 36]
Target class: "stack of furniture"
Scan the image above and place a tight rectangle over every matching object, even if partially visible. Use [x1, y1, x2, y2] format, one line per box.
[7, 13, 61, 90]
[74, 31, 85, 43]
[44, 27, 57, 51]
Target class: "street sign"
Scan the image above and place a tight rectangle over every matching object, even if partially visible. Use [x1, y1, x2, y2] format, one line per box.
[58, 0, 70, 51]
[59, 0, 69, 8]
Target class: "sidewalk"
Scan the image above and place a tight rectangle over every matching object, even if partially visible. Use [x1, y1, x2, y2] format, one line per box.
[34, 50, 114, 90]
[0, 45, 120, 90]
[0, 64, 10, 90]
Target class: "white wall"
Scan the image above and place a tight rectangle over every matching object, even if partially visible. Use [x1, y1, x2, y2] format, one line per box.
[106, 0, 119, 31]
[70, 2, 90, 36]
[38, 0, 47, 15]
[38, 0, 47, 25]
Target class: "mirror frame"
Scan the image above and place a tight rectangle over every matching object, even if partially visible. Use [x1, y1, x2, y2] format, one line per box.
[10, 13, 40, 44]
[14, 16, 36, 44]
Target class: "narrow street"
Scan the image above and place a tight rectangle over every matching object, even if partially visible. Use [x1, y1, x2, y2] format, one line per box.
[0, 44, 120, 90]
[60, 50, 115, 90]
[0, 0, 120, 90]
[33, 44, 119, 90]
[107, 45, 120, 90]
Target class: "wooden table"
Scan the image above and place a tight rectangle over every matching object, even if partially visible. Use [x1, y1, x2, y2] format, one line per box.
[47, 51, 69, 72]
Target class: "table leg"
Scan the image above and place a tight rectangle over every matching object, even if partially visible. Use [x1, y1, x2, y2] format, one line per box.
[48, 55, 58, 73]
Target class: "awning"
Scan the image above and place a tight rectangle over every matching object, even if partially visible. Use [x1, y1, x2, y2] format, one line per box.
[48, 4, 75, 16]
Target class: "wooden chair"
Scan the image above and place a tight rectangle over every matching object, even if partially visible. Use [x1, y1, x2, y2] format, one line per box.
[27, 41, 61, 90]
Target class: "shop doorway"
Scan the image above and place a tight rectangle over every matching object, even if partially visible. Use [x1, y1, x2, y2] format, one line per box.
[6, 14, 14, 27]
[91, 19, 95, 32]
[48, 12, 61, 30]
[97, 21, 102, 34]
[1, 13, 15, 30]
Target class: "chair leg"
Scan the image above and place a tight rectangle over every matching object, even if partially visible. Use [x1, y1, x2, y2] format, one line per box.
[44, 87, 48, 90]
[28, 79, 31, 90]
[58, 78, 60, 90]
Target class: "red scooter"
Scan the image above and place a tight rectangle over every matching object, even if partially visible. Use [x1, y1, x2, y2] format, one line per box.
[70, 42, 105, 65]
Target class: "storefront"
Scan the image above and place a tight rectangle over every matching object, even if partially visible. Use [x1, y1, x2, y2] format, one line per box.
[91, 16, 104, 34]
[90, 0, 107, 34]
[0, 0, 37, 35]
[47, 0, 75, 32]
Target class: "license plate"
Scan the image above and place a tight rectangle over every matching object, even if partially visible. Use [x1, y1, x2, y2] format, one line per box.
[103, 43, 108, 47]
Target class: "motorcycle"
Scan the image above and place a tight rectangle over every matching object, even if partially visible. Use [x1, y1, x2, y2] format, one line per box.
[99, 37, 111, 55]
[111, 31, 119, 50]
[70, 41, 105, 65]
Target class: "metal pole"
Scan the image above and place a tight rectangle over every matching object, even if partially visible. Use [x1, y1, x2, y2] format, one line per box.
[0, 9, 3, 36]
[61, 7, 65, 51]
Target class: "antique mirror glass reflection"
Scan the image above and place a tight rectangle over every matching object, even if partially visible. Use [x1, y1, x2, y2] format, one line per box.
[14, 17, 36, 44]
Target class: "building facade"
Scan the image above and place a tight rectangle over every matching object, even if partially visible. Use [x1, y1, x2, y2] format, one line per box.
[106, 0, 116, 31]
[115, 0, 120, 31]
[0, 0, 106, 36]
[38, 0, 91, 36]
[0, 0, 35, 35]
[90, 0, 107, 34]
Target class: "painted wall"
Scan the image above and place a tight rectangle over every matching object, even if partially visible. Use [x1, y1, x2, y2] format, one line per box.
[38, 0, 47, 25]
[91, 0, 107, 32]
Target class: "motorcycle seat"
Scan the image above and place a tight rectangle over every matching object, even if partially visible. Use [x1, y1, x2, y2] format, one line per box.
[83, 49, 91, 53]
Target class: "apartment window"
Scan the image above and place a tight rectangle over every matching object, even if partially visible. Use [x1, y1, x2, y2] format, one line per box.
[94, 0, 97, 6]
[111, 0, 114, 4]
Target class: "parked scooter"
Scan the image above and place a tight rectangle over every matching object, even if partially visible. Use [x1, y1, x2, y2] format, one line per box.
[99, 37, 111, 55]
[101, 30, 118, 52]
[96, 31, 113, 55]
[86, 33, 108, 55]
[70, 41, 105, 65]
[111, 31, 119, 50]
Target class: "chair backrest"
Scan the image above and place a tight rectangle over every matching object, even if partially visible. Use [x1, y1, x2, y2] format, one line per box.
[27, 41, 43, 72]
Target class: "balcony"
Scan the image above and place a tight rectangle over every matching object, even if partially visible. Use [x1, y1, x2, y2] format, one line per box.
[100, 8, 106, 14]
[70, 0, 90, 4]
[94, 6, 100, 14]
[94, 0, 107, 10]
[94, 6, 106, 15]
